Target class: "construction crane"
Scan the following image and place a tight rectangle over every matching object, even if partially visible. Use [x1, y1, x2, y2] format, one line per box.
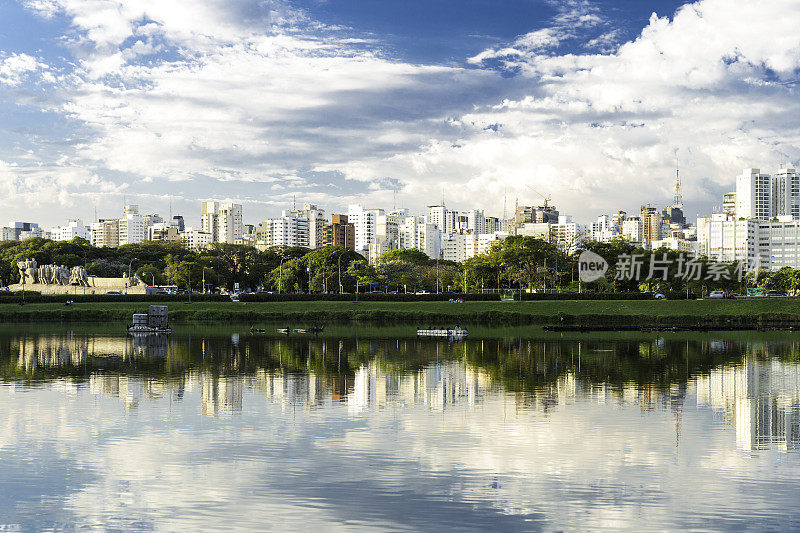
[526, 185, 552, 208]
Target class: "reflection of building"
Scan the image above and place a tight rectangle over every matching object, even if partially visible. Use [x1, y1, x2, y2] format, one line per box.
[347, 361, 493, 413]
[198, 373, 243, 414]
[16, 336, 89, 370]
[696, 360, 800, 451]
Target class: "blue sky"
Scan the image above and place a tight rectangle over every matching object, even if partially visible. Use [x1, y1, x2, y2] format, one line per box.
[1, 0, 799, 227]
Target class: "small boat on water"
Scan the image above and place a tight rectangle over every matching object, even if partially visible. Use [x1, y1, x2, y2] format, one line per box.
[128, 306, 171, 335]
[276, 328, 291, 335]
[293, 328, 308, 334]
[417, 326, 468, 338]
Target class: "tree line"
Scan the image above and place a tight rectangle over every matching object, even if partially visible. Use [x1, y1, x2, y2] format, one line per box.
[0, 235, 794, 294]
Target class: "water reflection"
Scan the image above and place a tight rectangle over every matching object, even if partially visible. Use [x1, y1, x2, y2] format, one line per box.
[4, 329, 800, 452]
[3, 328, 800, 530]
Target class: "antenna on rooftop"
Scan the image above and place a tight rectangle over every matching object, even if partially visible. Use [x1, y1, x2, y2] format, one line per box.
[673, 152, 683, 209]
[293, 194, 296, 211]
[393, 189, 397, 211]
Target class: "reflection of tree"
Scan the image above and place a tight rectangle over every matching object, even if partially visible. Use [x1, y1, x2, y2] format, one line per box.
[3, 332, 800, 414]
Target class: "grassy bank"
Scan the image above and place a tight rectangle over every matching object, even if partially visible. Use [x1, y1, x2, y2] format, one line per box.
[1, 299, 800, 327]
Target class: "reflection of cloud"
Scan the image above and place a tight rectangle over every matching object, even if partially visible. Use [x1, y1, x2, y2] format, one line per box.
[4, 336, 800, 528]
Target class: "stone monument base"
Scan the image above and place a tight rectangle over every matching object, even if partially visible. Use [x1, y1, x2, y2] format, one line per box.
[8, 276, 147, 295]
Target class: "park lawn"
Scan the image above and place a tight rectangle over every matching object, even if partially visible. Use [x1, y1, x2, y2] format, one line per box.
[1, 298, 800, 324]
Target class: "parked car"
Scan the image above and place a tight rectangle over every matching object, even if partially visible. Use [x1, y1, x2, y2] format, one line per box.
[105, 291, 123, 295]
[654, 293, 667, 300]
[765, 290, 788, 297]
[708, 290, 727, 298]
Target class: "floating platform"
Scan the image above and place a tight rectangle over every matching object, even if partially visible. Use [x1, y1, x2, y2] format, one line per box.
[417, 328, 468, 338]
[128, 306, 171, 335]
[128, 325, 172, 335]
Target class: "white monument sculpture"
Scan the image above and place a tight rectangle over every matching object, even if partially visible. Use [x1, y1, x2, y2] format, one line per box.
[17, 259, 90, 287]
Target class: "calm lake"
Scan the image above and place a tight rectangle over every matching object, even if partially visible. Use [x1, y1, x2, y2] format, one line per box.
[1, 323, 799, 531]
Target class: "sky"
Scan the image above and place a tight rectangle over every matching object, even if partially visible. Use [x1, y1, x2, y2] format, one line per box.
[1, 0, 799, 227]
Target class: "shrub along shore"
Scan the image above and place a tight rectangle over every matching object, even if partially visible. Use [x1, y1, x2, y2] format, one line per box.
[1, 299, 800, 329]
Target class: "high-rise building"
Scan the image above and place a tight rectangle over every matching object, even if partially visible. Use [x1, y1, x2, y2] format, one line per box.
[640, 205, 661, 244]
[590, 215, 620, 242]
[4, 222, 40, 241]
[621, 217, 642, 244]
[147, 223, 181, 242]
[462, 209, 486, 234]
[348, 204, 383, 257]
[91, 219, 120, 247]
[772, 167, 800, 219]
[171, 215, 185, 233]
[322, 214, 355, 250]
[255, 212, 310, 248]
[514, 204, 559, 229]
[696, 213, 754, 263]
[399, 215, 440, 259]
[53, 220, 89, 242]
[291, 204, 326, 249]
[119, 205, 145, 245]
[201, 201, 243, 243]
[484, 216, 501, 234]
[426, 205, 457, 234]
[736, 168, 772, 220]
[183, 227, 213, 251]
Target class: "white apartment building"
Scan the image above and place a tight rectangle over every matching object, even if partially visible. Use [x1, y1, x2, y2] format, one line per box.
[143, 213, 164, 232]
[772, 167, 800, 219]
[550, 216, 585, 253]
[3, 222, 41, 241]
[426, 205, 457, 234]
[754, 217, 800, 271]
[399, 215, 440, 259]
[517, 222, 551, 239]
[90, 219, 120, 247]
[484, 216, 501, 234]
[736, 168, 774, 220]
[19, 228, 45, 240]
[201, 201, 243, 244]
[459, 209, 486, 234]
[53, 220, 89, 241]
[442, 233, 476, 263]
[590, 214, 620, 242]
[183, 227, 213, 251]
[291, 204, 326, 248]
[119, 205, 145, 245]
[477, 233, 508, 255]
[622, 217, 642, 244]
[696, 213, 755, 263]
[147, 223, 181, 242]
[348, 204, 382, 258]
[373, 212, 400, 259]
[650, 237, 696, 253]
[255, 212, 310, 248]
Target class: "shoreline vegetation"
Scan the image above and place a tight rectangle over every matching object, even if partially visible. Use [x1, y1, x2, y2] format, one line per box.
[2, 299, 800, 329]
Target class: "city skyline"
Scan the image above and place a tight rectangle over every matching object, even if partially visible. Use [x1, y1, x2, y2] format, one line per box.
[2, 0, 800, 225]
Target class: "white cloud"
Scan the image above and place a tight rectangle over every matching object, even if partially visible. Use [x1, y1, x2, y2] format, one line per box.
[0, 53, 46, 86]
[6, 0, 800, 226]
[366, 0, 800, 220]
